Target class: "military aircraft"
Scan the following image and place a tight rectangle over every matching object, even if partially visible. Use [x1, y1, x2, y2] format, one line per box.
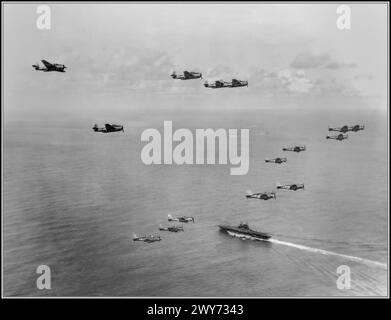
[170, 71, 202, 80]
[204, 80, 228, 88]
[326, 133, 348, 141]
[349, 124, 365, 132]
[228, 79, 248, 88]
[158, 225, 184, 232]
[133, 234, 161, 243]
[168, 214, 195, 223]
[276, 183, 304, 191]
[282, 145, 306, 152]
[246, 191, 276, 200]
[328, 125, 349, 133]
[92, 123, 124, 133]
[32, 60, 67, 72]
[204, 79, 248, 88]
[265, 157, 287, 164]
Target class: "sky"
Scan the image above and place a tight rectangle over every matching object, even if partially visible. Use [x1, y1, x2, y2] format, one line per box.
[3, 3, 388, 121]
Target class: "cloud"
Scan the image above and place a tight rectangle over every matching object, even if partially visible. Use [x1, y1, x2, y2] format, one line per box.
[278, 69, 314, 93]
[206, 65, 237, 80]
[291, 52, 331, 69]
[56, 43, 362, 97]
[324, 62, 357, 70]
[248, 66, 366, 98]
[310, 77, 360, 97]
[249, 68, 314, 95]
[55, 45, 185, 93]
[291, 52, 357, 70]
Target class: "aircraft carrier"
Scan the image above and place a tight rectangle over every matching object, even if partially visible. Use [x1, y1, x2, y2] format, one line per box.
[218, 222, 272, 241]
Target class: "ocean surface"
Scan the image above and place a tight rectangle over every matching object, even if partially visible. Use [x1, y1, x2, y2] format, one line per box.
[4, 107, 388, 297]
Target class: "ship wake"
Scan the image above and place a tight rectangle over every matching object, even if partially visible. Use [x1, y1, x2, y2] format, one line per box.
[227, 231, 266, 241]
[269, 238, 387, 270]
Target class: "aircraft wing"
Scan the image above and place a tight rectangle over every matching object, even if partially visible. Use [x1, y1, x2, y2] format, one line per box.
[41, 60, 53, 68]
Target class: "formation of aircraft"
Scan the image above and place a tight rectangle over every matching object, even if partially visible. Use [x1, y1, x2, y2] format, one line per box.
[32, 60, 67, 72]
[168, 214, 195, 223]
[204, 79, 248, 89]
[134, 214, 196, 244]
[169, 69, 248, 89]
[326, 124, 364, 141]
[276, 183, 304, 191]
[158, 225, 184, 232]
[92, 124, 124, 133]
[133, 234, 161, 243]
[326, 133, 348, 141]
[31, 58, 367, 248]
[246, 191, 276, 200]
[282, 145, 306, 152]
[170, 71, 202, 80]
[328, 125, 365, 133]
[265, 157, 287, 164]
[261, 143, 305, 200]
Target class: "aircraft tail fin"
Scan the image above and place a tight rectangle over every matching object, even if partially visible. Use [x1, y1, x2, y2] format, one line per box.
[133, 233, 137, 239]
[41, 59, 52, 69]
[168, 214, 173, 220]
